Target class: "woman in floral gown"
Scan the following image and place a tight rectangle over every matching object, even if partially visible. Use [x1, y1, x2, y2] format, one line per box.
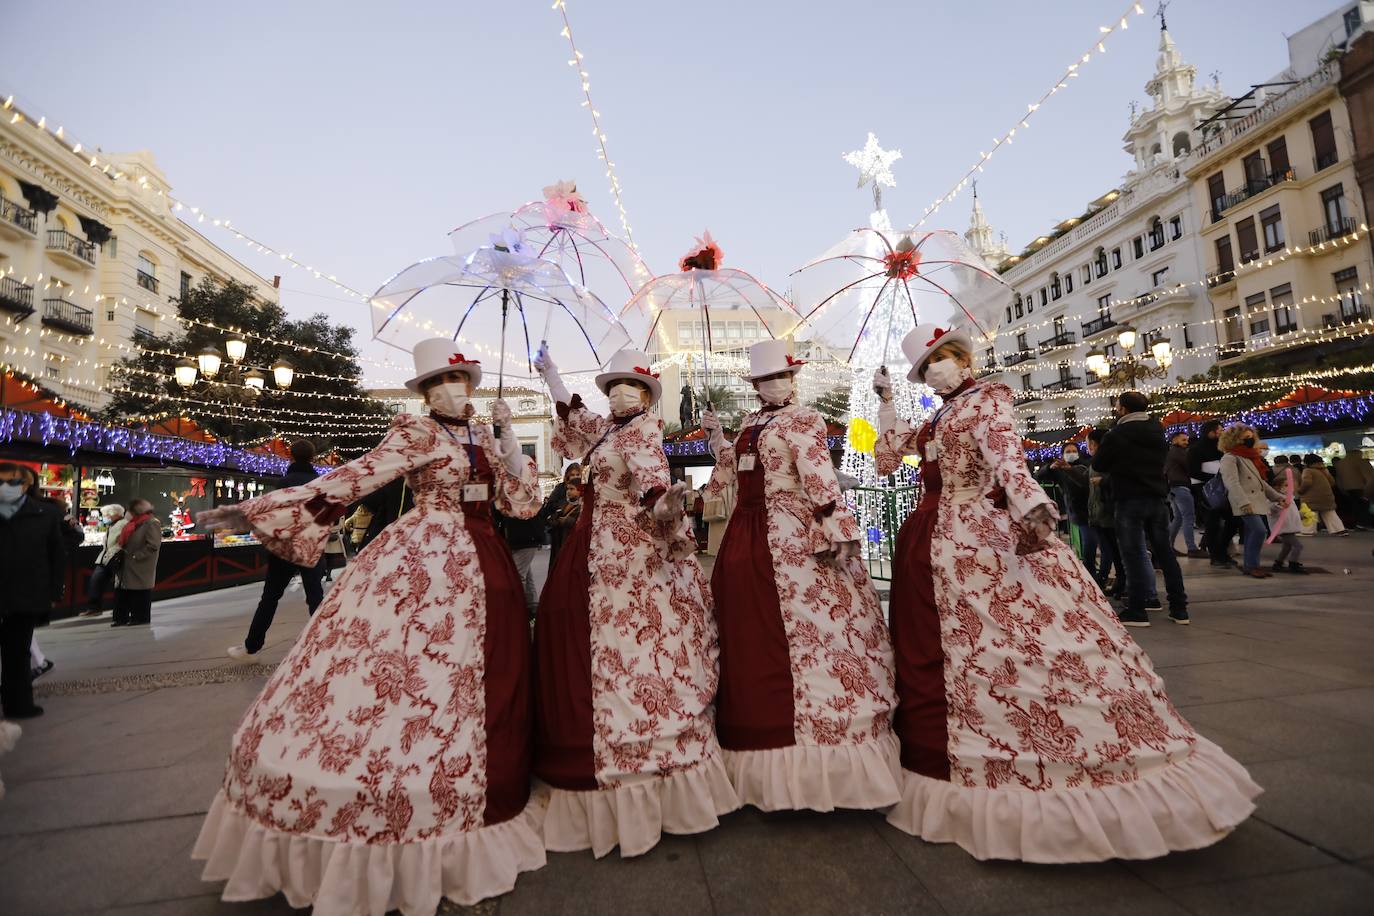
[192, 339, 546, 915]
[874, 323, 1260, 862]
[532, 344, 738, 858]
[701, 339, 899, 812]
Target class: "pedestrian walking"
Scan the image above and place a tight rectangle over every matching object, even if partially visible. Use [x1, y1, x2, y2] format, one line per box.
[1301, 455, 1348, 536]
[1190, 419, 1240, 568]
[227, 441, 327, 661]
[1331, 454, 1372, 529]
[1091, 391, 1188, 627]
[1219, 425, 1289, 578]
[193, 339, 545, 910]
[79, 504, 127, 617]
[111, 497, 161, 627]
[875, 325, 1258, 862]
[1084, 429, 1126, 594]
[1166, 430, 1206, 557]
[0, 461, 67, 720]
[1268, 457, 1308, 574]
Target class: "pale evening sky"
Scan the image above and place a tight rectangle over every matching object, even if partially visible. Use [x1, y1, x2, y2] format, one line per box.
[2, 0, 1335, 382]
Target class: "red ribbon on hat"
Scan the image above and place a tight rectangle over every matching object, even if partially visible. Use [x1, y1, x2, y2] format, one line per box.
[448, 353, 480, 365]
[784, 354, 806, 367]
[632, 366, 661, 379]
[926, 328, 950, 347]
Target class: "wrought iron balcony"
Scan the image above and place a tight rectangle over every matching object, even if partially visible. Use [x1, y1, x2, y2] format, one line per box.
[1018, 390, 1042, 403]
[1082, 315, 1117, 337]
[1205, 267, 1236, 288]
[1038, 330, 1076, 353]
[1274, 319, 1299, 335]
[0, 277, 36, 316]
[1209, 168, 1298, 221]
[41, 298, 94, 335]
[46, 229, 96, 267]
[136, 269, 159, 293]
[1003, 350, 1035, 366]
[1218, 342, 1247, 360]
[0, 195, 37, 238]
[132, 326, 158, 343]
[1042, 376, 1081, 392]
[1309, 217, 1356, 246]
[1322, 305, 1371, 328]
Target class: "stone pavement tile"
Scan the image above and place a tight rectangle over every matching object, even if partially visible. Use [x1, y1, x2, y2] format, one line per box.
[1127, 634, 1250, 669]
[0, 813, 201, 914]
[875, 822, 1147, 916]
[102, 895, 298, 915]
[1276, 686, 1374, 729]
[1166, 863, 1374, 916]
[115, 834, 222, 908]
[0, 757, 224, 836]
[1179, 699, 1374, 758]
[499, 832, 713, 916]
[1011, 887, 1192, 916]
[1235, 647, 1374, 689]
[698, 809, 941, 915]
[1151, 660, 1350, 706]
[1357, 857, 1374, 876]
[1120, 818, 1338, 889]
[1243, 758, 1374, 860]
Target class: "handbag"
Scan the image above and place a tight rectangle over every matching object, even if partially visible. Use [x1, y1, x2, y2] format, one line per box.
[1202, 474, 1228, 510]
[100, 550, 126, 576]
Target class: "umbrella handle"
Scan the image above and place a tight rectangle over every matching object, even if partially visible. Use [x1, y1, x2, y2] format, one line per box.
[495, 289, 509, 439]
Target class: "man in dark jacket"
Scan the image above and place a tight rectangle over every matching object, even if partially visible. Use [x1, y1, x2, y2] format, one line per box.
[1187, 419, 1238, 568]
[1165, 430, 1206, 558]
[493, 506, 547, 618]
[1091, 391, 1188, 627]
[228, 441, 326, 662]
[540, 462, 581, 567]
[358, 476, 414, 550]
[1036, 442, 1090, 545]
[0, 461, 67, 718]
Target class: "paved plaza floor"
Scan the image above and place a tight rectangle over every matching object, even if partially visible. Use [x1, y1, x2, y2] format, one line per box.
[2, 539, 1374, 915]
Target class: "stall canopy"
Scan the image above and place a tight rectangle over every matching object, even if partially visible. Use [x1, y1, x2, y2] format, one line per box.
[0, 372, 91, 419]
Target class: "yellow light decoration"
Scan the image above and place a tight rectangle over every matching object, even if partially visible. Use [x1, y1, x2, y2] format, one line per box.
[848, 417, 878, 454]
[902, 453, 921, 467]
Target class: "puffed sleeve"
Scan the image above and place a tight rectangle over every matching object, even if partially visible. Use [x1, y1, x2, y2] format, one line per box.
[875, 416, 920, 477]
[240, 414, 438, 566]
[475, 423, 541, 519]
[623, 415, 698, 560]
[551, 393, 613, 460]
[704, 415, 747, 501]
[968, 383, 1055, 523]
[790, 409, 861, 552]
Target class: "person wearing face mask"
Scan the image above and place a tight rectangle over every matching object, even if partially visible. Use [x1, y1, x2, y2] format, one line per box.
[532, 344, 737, 858]
[874, 325, 1259, 862]
[700, 338, 898, 813]
[0, 462, 67, 720]
[1035, 442, 1090, 558]
[1218, 424, 1290, 579]
[111, 496, 162, 627]
[191, 338, 547, 911]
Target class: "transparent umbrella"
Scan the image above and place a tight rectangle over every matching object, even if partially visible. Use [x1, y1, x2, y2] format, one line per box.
[620, 232, 802, 405]
[790, 228, 1007, 370]
[371, 228, 632, 406]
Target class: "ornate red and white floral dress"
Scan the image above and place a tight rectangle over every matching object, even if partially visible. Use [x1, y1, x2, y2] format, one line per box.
[535, 397, 738, 857]
[876, 380, 1260, 862]
[704, 401, 899, 811]
[194, 413, 546, 914]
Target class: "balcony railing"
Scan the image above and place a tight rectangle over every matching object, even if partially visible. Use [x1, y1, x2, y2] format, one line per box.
[136, 270, 159, 293]
[1082, 314, 1117, 337]
[45, 229, 96, 265]
[1314, 151, 1339, 173]
[1042, 376, 1081, 392]
[1309, 217, 1357, 246]
[0, 277, 36, 315]
[1206, 267, 1237, 287]
[1019, 390, 1042, 403]
[132, 325, 158, 343]
[1003, 350, 1035, 366]
[1323, 305, 1371, 328]
[0, 195, 36, 234]
[1275, 319, 1299, 335]
[41, 298, 94, 335]
[1218, 342, 1247, 360]
[1038, 330, 1076, 353]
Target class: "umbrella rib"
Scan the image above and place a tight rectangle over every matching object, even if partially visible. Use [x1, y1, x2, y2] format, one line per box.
[800, 271, 886, 322]
[847, 276, 896, 362]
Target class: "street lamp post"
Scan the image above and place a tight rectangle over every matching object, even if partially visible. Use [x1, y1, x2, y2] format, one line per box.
[173, 337, 294, 444]
[1086, 324, 1173, 390]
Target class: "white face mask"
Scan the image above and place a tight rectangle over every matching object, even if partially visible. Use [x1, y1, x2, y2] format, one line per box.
[1063, 450, 1079, 463]
[923, 357, 967, 394]
[427, 381, 470, 417]
[755, 378, 794, 405]
[608, 383, 644, 417]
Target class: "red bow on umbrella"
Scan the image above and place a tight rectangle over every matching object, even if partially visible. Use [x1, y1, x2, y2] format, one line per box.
[883, 248, 922, 280]
[448, 353, 480, 365]
[632, 366, 661, 379]
[784, 354, 806, 368]
[926, 327, 950, 347]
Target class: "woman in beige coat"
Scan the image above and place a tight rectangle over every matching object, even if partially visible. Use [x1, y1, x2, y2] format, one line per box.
[112, 497, 161, 627]
[1219, 425, 1287, 578]
[1299, 455, 1347, 536]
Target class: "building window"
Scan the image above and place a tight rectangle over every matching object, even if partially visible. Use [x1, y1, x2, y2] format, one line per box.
[1245, 291, 1269, 337]
[1207, 172, 1226, 219]
[1103, 342, 1118, 360]
[1311, 110, 1338, 171]
[1063, 406, 1077, 427]
[1094, 248, 1108, 277]
[1236, 217, 1259, 263]
[1081, 265, 1092, 284]
[520, 442, 538, 460]
[1057, 361, 1071, 384]
[1152, 267, 1170, 288]
[1346, 6, 1363, 36]
[1026, 416, 1037, 433]
[1096, 294, 1111, 315]
[1334, 266, 1364, 319]
[1242, 150, 1268, 193]
[1271, 283, 1296, 334]
[1322, 184, 1349, 234]
[1215, 235, 1235, 274]
[1016, 332, 1028, 353]
[136, 254, 158, 293]
[1039, 287, 1049, 306]
[1133, 237, 1145, 259]
[1064, 272, 1073, 294]
[984, 347, 996, 369]
[1021, 374, 1033, 392]
[179, 271, 192, 299]
[44, 353, 61, 381]
[1169, 215, 1182, 240]
[1184, 324, 1194, 349]
[1014, 297, 1023, 319]
[1148, 217, 1165, 250]
[134, 309, 156, 340]
[1053, 317, 1066, 338]
[1223, 306, 1244, 345]
[1111, 247, 1122, 270]
[1267, 137, 1290, 176]
[1050, 274, 1061, 300]
[1260, 204, 1285, 252]
[1006, 306, 1013, 324]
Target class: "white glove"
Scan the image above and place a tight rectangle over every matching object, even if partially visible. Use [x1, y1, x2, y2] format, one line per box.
[196, 504, 251, 534]
[490, 401, 525, 476]
[652, 481, 689, 523]
[872, 366, 893, 401]
[700, 408, 725, 456]
[491, 397, 514, 429]
[534, 341, 571, 406]
[877, 397, 897, 435]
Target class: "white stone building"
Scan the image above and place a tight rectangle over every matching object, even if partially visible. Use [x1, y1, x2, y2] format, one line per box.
[0, 105, 278, 411]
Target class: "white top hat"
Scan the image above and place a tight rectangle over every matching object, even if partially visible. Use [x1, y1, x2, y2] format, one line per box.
[901, 323, 974, 382]
[404, 338, 484, 393]
[594, 348, 663, 405]
[744, 338, 805, 381]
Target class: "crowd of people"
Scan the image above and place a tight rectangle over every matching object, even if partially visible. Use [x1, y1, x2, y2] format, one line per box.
[170, 323, 1266, 915]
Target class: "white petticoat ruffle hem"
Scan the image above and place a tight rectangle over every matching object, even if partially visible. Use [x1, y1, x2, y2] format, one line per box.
[541, 754, 741, 858]
[723, 730, 903, 812]
[885, 736, 1263, 863]
[192, 790, 547, 916]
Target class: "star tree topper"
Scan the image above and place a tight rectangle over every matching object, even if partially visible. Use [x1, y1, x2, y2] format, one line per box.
[843, 132, 902, 211]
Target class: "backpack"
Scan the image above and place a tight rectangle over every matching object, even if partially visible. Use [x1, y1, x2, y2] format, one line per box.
[1202, 473, 1228, 510]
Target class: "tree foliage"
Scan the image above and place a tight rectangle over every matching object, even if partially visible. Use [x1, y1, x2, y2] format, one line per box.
[103, 278, 390, 453]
